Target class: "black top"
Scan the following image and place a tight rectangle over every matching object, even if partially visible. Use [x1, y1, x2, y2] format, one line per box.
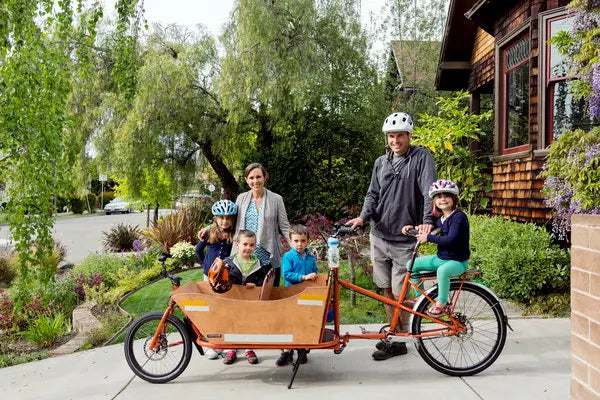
[427, 210, 470, 262]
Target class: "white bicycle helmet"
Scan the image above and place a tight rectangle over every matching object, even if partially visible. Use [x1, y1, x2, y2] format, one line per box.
[428, 179, 460, 198]
[382, 112, 414, 133]
[211, 199, 237, 216]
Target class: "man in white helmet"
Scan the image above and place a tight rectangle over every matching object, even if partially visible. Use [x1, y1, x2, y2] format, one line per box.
[348, 111, 437, 361]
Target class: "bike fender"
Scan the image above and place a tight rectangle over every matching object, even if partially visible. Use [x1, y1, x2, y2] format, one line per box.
[407, 281, 510, 333]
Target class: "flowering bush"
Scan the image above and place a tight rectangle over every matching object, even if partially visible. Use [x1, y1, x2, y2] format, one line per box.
[73, 273, 104, 301]
[541, 128, 600, 239]
[170, 241, 196, 267]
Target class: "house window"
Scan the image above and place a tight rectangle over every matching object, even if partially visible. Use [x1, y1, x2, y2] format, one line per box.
[546, 15, 598, 144]
[502, 34, 530, 153]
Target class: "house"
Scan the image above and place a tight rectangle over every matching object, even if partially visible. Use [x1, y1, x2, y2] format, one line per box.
[436, 0, 597, 223]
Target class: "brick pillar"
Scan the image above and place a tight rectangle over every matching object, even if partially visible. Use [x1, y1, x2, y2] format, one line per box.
[571, 214, 600, 399]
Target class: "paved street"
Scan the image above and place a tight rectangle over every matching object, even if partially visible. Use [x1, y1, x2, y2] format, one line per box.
[0, 319, 570, 400]
[0, 210, 171, 264]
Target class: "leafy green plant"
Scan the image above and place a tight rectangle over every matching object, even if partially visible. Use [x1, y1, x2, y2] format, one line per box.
[541, 128, 600, 239]
[82, 308, 129, 349]
[0, 251, 17, 287]
[71, 254, 127, 289]
[0, 350, 49, 368]
[413, 91, 493, 212]
[21, 313, 71, 348]
[169, 241, 196, 268]
[102, 223, 140, 252]
[68, 196, 84, 214]
[469, 215, 570, 303]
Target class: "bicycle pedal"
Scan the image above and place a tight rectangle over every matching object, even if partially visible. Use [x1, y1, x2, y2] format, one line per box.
[359, 326, 379, 335]
[333, 344, 346, 354]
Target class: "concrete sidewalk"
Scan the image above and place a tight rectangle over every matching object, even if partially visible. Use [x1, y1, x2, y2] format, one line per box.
[0, 318, 569, 400]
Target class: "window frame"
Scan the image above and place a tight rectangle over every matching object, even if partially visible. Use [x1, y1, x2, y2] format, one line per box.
[538, 7, 574, 150]
[499, 31, 531, 155]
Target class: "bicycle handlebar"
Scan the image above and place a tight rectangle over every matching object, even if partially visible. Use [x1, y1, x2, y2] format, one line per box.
[158, 252, 181, 287]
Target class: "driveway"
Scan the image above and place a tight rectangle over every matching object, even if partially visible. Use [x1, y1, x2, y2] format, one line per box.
[0, 210, 172, 265]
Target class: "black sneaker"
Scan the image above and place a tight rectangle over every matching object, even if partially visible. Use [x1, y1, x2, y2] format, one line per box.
[375, 340, 389, 351]
[372, 342, 407, 361]
[275, 351, 292, 367]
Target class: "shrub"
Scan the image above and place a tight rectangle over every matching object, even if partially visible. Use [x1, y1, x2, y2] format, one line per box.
[0, 291, 23, 331]
[541, 128, 600, 239]
[413, 91, 493, 212]
[55, 196, 67, 213]
[21, 313, 71, 348]
[102, 223, 140, 252]
[469, 215, 570, 303]
[0, 250, 17, 287]
[71, 254, 126, 288]
[100, 191, 115, 205]
[85, 193, 97, 213]
[169, 241, 196, 268]
[142, 204, 211, 251]
[82, 308, 129, 349]
[68, 196, 84, 214]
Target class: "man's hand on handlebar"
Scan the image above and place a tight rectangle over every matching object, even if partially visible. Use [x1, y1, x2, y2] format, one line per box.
[347, 217, 364, 230]
[417, 224, 434, 235]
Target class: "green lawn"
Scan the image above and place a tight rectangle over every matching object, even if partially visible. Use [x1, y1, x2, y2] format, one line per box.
[120, 268, 204, 318]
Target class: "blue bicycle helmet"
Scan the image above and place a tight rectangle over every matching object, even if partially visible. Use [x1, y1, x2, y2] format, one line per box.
[211, 199, 237, 216]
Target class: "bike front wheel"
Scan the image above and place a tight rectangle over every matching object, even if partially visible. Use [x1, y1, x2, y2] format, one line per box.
[411, 281, 507, 376]
[124, 312, 192, 383]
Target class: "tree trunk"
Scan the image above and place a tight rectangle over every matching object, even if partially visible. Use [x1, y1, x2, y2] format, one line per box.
[199, 142, 240, 200]
[154, 203, 159, 223]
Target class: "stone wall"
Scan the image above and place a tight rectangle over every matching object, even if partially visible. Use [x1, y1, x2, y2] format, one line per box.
[571, 214, 600, 399]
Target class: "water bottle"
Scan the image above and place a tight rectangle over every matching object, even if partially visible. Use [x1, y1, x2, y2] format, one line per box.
[327, 237, 339, 269]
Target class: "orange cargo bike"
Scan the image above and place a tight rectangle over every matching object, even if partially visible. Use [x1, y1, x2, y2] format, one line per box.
[124, 226, 510, 388]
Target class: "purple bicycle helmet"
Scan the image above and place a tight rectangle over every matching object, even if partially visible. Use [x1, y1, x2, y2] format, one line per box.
[428, 179, 460, 199]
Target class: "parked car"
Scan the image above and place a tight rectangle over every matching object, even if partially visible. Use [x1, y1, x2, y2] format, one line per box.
[104, 198, 135, 215]
[175, 193, 211, 212]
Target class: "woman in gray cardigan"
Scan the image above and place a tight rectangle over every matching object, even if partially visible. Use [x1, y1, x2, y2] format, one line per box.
[232, 163, 290, 286]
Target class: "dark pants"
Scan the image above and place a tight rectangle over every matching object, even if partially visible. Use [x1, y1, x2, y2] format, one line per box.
[273, 267, 281, 287]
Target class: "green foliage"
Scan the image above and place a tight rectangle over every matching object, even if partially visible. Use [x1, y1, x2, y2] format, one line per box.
[71, 254, 127, 289]
[413, 91, 493, 212]
[0, 349, 49, 369]
[222, 0, 386, 219]
[100, 192, 116, 205]
[68, 196, 84, 214]
[169, 242, 196, 268]
[101, 223, 140, 252]
[469, 215, 571, 303]
[541, 128, 600, 238]
[119, 268, 203, 318]
[21, 313, 71, 348]
[523, 292, 571, 317]
[0, 251, 17, 287]
[142, 205, 211, 251]
[82, 308, 129, 349]
[85, 193, 97, 213]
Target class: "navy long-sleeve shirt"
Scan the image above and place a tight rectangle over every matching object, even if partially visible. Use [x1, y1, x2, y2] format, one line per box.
[195, 238, 232, 276]
[427, 210, 470, 262]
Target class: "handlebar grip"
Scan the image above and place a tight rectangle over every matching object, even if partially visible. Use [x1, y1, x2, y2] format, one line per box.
[336, 225, 355, 235]
[158, 252, 172, 263]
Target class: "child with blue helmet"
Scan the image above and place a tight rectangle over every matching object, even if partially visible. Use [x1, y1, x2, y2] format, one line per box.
[195, 199, 237, 359]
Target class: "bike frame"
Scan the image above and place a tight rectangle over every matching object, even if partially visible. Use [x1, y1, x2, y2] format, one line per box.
[150, 240, 475, 353]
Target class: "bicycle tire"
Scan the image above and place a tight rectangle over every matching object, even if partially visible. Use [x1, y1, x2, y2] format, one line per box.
[411, 281, 507, 376]
[124, 312, 192, 383]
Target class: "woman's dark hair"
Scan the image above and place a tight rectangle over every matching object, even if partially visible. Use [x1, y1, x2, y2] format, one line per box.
[432, 193, 459, 217]
[244, 163, 269, 182]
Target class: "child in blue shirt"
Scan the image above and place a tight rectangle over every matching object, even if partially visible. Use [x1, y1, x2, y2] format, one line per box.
[276, 224, 318, 366]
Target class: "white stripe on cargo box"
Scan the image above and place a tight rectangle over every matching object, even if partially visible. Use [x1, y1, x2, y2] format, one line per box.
[223, 334, 294, 343]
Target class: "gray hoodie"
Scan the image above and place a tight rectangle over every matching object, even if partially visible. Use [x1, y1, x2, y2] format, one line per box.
[360, 146, 437, 242]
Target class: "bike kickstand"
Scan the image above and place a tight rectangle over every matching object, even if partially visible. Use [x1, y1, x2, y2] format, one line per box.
[287, 349, 308, 389]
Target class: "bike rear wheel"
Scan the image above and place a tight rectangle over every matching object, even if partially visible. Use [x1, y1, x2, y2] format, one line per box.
[124, 312, 192, 383]
[411, 281, 507, 376]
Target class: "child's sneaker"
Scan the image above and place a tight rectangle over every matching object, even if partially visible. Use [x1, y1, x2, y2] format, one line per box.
[275, 351, 292, 366]
[205, 348, 221, 360]
[245, 350, 259, 364]
[298, 352, 308, 364]
[223, 350, 237, 365]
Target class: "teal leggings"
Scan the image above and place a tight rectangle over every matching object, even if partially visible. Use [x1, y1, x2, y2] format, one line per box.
[408, 255, 468, 303]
